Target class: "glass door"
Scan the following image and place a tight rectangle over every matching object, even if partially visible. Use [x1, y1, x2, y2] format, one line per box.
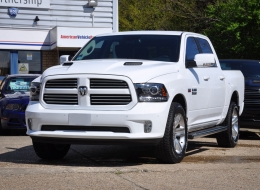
[0, 51, 10, 77]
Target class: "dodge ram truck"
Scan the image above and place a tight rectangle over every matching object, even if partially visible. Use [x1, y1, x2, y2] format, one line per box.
[26, 31, 244, 163]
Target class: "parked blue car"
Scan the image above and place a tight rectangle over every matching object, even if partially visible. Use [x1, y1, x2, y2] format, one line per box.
[0, 74, 40, 135]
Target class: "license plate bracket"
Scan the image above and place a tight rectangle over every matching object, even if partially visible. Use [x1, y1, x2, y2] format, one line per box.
[69, 114, 91, 126]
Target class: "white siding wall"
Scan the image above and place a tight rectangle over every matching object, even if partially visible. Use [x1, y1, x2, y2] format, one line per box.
[0, 0, 113, 29]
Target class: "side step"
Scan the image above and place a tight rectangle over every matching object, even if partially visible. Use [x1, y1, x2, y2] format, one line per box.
[188, 126, 227, 139]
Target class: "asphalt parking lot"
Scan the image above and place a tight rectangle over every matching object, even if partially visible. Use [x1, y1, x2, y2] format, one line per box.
[0, 128, 259, 190]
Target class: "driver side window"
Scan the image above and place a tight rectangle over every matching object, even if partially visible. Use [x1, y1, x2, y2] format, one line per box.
[186, 37, 200, 61]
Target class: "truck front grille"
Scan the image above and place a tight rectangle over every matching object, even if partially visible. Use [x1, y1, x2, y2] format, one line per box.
[42, 76, 134, 109]
[244, 88, 260, 109]
[45, 78, 77, 88]
[43, 94, 78, 105]
[90, 79, 128, 89]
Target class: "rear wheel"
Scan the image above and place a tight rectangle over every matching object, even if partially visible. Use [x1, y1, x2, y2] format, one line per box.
[216, 102, 239, 147]
[156, 102, 188, 163]
[33, 141, 70, 160]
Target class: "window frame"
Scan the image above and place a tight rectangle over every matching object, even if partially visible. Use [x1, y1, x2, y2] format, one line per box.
[185, 36, 217, 68]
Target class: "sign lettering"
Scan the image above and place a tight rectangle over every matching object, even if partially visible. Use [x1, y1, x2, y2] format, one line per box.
[0, 0, 50, 9]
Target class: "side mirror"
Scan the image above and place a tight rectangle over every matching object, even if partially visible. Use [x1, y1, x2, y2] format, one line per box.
[194, 53, 215, 67]
[59, 55, 72, 65]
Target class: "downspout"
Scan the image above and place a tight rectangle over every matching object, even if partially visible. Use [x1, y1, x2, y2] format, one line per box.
[113, 0, 118, 32]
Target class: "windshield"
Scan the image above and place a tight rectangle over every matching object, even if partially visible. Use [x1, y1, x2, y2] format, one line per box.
[220, 60, 260, 78]
[73, 35, 181, 62]
[4, 77, 36, 94]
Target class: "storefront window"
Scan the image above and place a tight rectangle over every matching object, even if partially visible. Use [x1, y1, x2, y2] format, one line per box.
[18, 51, 41, 74]
[0, 51, 10, 77]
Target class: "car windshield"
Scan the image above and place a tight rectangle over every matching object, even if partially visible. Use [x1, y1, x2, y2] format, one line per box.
[220, 60, 260, 78]
[5, 77, 36, 94]
[73, 35, 181, 62]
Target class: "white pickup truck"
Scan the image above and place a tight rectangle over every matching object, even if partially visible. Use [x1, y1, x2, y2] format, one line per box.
[26, 31, 244, 163]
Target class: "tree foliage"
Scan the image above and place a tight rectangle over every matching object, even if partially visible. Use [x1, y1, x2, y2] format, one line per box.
[119, 0, 260, 59]
[164, 0, 219, 32]
[205, 0, 260, 59]
[119, 0, 171, 31]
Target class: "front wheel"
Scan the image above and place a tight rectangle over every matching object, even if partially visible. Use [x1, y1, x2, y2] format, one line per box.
[0, 120, 10, 136]
[33, 141, 70, 160]
[216, 102, 239, 147]
[156, 102, 188, 163]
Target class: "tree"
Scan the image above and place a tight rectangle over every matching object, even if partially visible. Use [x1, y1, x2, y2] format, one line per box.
[119, 0, 221, 32]
[165, 0, 219, 32]
[119, 0, 172, 31]
[205, 0, 260, 59]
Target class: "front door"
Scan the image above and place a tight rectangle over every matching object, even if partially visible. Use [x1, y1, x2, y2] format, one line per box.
[184, 36, 212, 131]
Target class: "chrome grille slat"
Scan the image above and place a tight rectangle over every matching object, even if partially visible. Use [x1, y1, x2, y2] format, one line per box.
[46, 101, 78, 104]
[90, 94, 131, 105]
[43, 94, 78, 105]
[90, 79, 128, 89]
[45, 78, 77, 88]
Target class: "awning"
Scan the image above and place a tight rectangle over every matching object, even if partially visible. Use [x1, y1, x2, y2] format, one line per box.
[0, 26, 112, 50]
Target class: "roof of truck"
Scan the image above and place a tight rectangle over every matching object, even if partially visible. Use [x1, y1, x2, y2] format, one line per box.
[97, 31, 185, 37]
[96, 31, 210, 39]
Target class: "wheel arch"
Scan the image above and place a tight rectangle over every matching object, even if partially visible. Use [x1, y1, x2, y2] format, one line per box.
[231, 90, 239, 106]
[172, 94, 187, 115]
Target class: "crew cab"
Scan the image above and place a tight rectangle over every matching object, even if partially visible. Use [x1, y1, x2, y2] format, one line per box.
[26, 31, 244, 163]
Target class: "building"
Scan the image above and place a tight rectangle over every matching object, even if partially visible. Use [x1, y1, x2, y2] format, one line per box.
[0, 0, 118, 78]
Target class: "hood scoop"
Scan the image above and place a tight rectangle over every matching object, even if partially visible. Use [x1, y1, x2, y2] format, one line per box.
[124, 62, 143, 66]
[63, 62, 74, 66]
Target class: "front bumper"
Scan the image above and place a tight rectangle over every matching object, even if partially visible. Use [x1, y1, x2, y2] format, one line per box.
[1, 110, 26, 129]
[26, 101, 170, 143]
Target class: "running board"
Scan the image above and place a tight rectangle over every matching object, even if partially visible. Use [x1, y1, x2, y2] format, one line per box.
[188, 126, 227, 139]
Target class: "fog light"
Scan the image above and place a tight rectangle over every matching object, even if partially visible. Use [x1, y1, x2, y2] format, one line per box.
[144, 121, 152, 133]
[28, 119, 32, 130]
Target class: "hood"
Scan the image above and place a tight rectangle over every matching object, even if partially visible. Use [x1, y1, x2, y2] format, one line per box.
[42, 59, 179, 83]
[4, 92, 30, 99]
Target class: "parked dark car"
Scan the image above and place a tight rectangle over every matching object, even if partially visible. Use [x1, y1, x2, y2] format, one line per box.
[219, 59, 260, 128]
[0, 74, 40, 135]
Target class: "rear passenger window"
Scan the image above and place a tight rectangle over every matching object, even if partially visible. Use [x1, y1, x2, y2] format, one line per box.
[197, 38, 213, 53]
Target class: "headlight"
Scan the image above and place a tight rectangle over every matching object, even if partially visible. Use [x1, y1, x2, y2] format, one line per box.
[134, 83, 169, 102]
[30, 82, 41, 101]
[6, 104, 20, 110]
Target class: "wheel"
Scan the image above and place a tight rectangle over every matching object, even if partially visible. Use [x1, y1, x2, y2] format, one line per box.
[216, 102, 239, 147]
[156, 102, 188, 163]
[33, 141, 70, 160]
[0, 120, 10, 136]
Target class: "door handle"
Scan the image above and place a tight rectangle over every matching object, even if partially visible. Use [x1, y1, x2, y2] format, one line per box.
[203, 76, 210, 81]
[219, 76, 225, 80]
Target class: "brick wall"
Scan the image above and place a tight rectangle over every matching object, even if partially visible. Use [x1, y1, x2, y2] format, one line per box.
[42, 50, 59, 72]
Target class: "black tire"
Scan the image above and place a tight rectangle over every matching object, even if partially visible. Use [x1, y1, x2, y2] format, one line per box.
[33, 141, 70, 160]
[0, 120, 10, 136]
[156, 102, 188, 164]
[216, 102, 239, 147]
